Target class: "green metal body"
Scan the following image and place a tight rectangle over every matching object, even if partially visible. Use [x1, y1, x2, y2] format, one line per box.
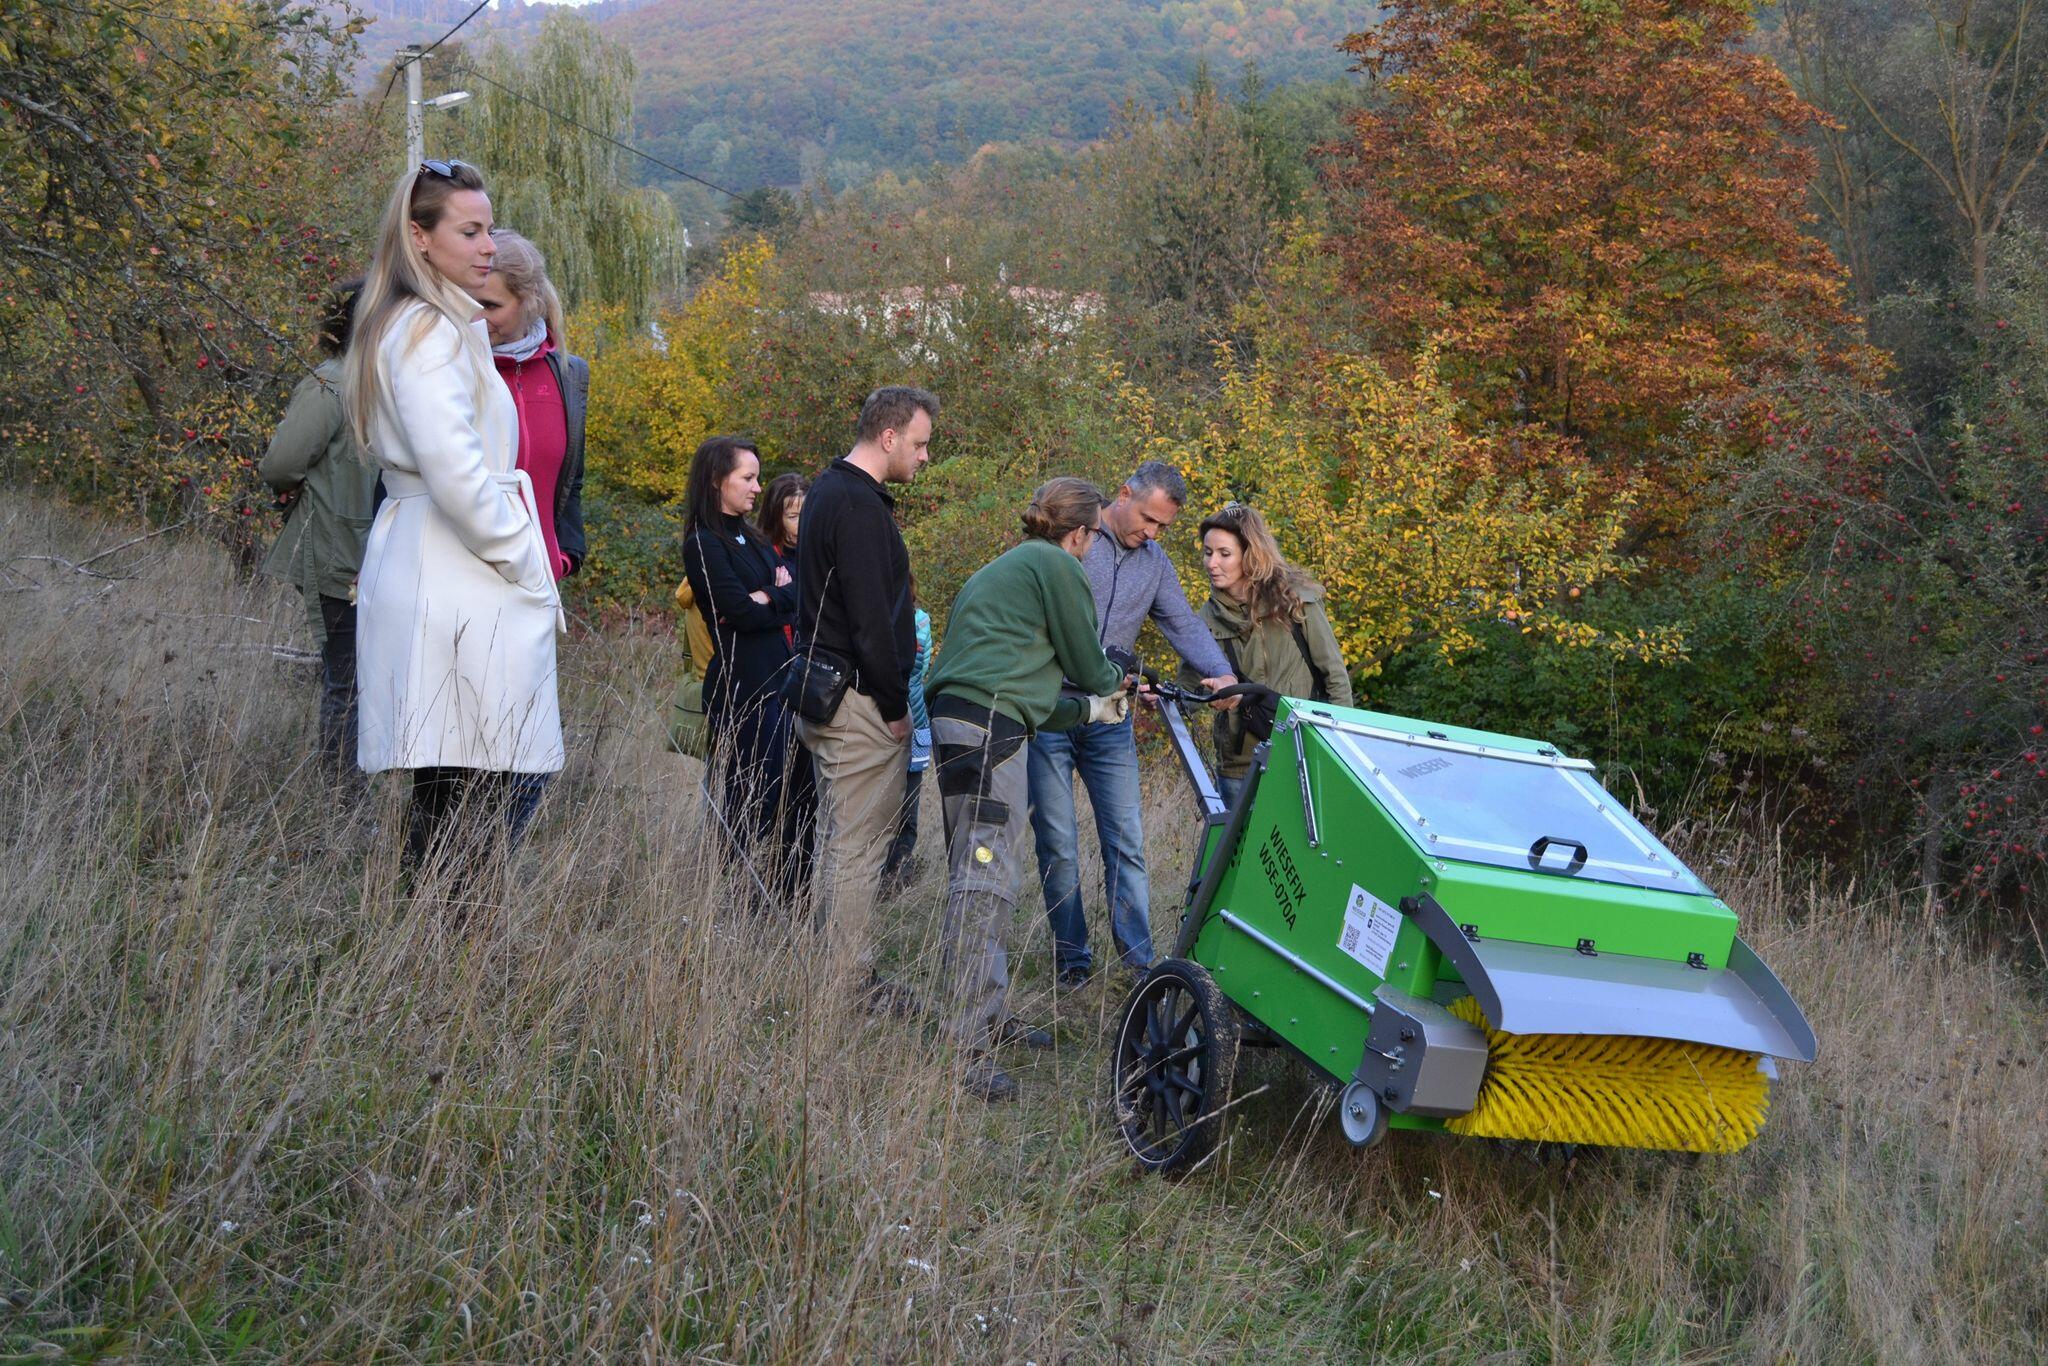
[1181, 700, 1743, 1132]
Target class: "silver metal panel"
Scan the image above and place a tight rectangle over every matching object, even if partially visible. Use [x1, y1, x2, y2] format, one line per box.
[1728, 935, 1819, 1062]
[1355, 986, 1489, 1118]
[1158, 694, 1226, 820]
[1408, 897, 1816, 1060]
[1321, 723, 1706, 895]
[1478, 938, 1814, 1059]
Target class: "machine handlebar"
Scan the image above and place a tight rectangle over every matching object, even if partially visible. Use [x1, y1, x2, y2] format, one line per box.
[1138, 669, 1279, 709]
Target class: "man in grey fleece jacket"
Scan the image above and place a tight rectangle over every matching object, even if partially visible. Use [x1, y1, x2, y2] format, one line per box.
[1029, 461, 1237, 985]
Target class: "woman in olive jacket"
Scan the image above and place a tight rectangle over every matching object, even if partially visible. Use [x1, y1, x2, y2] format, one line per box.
[682, 435, 814, 899]
[1182, 502, 1353, 807]
[259, 279, 379, 773]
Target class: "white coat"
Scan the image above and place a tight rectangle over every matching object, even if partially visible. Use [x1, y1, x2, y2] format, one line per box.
[355, 301, 565, 774]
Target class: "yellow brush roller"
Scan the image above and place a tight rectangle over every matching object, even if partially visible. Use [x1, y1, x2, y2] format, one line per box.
[1442, 997, 1771, 1154]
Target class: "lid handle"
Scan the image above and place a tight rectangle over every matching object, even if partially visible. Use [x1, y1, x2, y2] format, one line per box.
[1528, 835, 1589, 876]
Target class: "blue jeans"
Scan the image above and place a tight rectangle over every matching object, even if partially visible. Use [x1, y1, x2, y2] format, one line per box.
[1219, 774, 1246, 812]
[1028, 716, 1151, 975]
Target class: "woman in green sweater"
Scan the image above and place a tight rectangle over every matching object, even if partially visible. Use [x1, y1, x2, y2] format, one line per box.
[924, 477, 1130, 1102]
[1183, 503, 1353, 807]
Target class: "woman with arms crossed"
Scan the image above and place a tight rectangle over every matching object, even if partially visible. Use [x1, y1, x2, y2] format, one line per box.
[469, 228, 590, 830]
[682, 436, 814, 901]
[470, 230, 588, 582]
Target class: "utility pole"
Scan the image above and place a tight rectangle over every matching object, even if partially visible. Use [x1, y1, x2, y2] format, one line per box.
[401, 45, 425, 170]
[397, 47, 471, 173]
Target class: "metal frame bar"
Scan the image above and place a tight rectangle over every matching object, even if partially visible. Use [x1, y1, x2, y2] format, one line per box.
[1292, 711, 1597, 772]
[1156, 691, 1225, 820]
[1217, 908, 1377, 1015]
[1290, 717, 1322, 848]
[1171, 750, 1266, 958]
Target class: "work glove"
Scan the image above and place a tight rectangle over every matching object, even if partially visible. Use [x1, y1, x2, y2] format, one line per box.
[1087, 691, 1131, 726]
[909, 725, 933, 772]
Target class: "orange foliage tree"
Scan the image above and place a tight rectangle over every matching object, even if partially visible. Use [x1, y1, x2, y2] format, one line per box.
[1327, 0, 1869, 517]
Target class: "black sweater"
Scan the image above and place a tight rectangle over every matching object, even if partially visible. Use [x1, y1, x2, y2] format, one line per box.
[683, 512, 797, 713]
[794, 458, 914, 722]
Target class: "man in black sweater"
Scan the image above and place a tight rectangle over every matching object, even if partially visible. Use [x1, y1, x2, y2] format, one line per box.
[794, 385, 937, 995]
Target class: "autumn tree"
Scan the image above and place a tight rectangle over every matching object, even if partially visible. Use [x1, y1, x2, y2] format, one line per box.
[1327, 0, 1865, 499]
[462, 11, 680, 320]
[1782, 0, 2048, 307]
[0, 0, 376, 548]
[1701, 225, 2048, 904]
[1095, 63, 1287, 379]
[1129, 238, 1681, 684]
[578, 239, 770, 507]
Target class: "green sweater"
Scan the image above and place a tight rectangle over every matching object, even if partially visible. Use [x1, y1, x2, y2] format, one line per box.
[926, 538, 1126, 731]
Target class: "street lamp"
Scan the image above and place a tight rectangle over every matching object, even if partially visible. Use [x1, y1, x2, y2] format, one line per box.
[398, 47, 472, 169]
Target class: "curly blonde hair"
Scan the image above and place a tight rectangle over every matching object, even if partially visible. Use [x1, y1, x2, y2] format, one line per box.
[1199, 503, 1308, 625]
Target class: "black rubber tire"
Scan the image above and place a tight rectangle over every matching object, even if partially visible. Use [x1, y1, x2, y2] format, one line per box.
[1110, 958, 1240, 1174]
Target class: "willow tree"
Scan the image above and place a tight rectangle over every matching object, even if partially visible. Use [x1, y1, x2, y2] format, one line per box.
[465, 12, 680, 321]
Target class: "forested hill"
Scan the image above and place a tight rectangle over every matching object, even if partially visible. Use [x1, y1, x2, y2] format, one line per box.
[345, 0, 661, 86]
[598, 0, 1377, 190]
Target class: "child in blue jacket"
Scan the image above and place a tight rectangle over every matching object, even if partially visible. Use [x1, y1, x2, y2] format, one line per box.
[880, 599, 933, 892]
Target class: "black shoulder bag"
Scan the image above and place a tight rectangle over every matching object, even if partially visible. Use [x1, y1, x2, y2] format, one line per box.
[781, 646, 852, 724]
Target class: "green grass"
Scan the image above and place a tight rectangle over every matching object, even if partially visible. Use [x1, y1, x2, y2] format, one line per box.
[1, 490, 2044, 1361]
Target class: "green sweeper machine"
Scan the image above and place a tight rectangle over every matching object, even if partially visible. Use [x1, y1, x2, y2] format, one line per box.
[1110, 681, 1818, 1173]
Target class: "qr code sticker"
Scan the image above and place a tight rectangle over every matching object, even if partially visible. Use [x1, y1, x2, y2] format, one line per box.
[1337, 883, 1400, 977]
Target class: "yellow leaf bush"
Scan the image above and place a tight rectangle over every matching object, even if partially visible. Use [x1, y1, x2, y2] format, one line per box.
[578, 239, 773, 505]
[1134, 343, 1686, 684]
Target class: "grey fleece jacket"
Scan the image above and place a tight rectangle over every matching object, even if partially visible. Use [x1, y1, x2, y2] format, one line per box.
[1082, 535, 1234, 680]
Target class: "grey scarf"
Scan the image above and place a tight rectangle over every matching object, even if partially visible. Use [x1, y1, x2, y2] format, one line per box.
[492, 316, 549, 363]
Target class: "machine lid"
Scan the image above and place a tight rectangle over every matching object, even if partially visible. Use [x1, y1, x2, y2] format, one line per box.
[1310, 717, 1708, 896]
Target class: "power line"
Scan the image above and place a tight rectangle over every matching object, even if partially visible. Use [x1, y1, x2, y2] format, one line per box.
[418, 0, 493, 60]
[377, 0, 492, 110]
[371, 2, 491, 149]
[457, 65, 743, 200]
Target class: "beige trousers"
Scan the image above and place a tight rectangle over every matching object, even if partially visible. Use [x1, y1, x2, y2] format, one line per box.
[796, 687, 909, 968]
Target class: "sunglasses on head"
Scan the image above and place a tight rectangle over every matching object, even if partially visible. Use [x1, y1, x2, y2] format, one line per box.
[419, 158, 473, 180]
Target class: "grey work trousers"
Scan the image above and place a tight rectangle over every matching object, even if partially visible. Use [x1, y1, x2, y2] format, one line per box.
[932, 703, 1031, 1050]
[796, 687, 908, 967]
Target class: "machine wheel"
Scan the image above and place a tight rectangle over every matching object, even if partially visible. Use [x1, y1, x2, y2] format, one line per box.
[1337, 1080, 1389, 1148]
[1110, 959, 1239, 1174]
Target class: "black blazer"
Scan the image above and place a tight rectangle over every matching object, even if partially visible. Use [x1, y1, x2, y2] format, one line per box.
[545, 349, 589, 572]
[683, 513, 798, 714]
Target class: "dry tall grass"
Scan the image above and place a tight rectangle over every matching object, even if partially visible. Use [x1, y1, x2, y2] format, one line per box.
[2, 492, 2043, 1361]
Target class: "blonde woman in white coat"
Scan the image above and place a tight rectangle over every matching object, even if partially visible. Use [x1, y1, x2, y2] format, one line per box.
[341, 160, 565, 873]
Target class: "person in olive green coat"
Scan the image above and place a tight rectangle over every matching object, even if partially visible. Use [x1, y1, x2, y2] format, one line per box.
[1182, 502, 1353, 806]
[259, 281, 379, 773]
[924, 476, 1131, 1102]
